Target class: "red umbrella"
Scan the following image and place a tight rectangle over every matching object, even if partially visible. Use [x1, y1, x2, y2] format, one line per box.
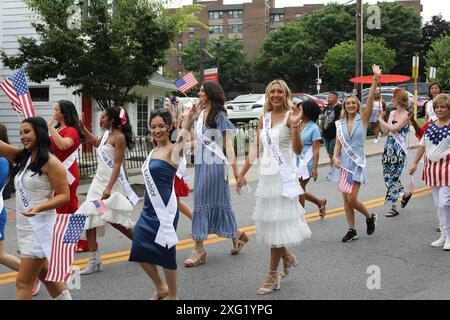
[350, 74, 411, 84]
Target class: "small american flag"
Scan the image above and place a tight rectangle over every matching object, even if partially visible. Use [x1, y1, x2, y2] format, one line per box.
[0, 68, 35, 118]
[45, 214, 87, 283]
[174, 72, 199, 94]
[338, 168, 355, 194]
[93, 199, 108, 214]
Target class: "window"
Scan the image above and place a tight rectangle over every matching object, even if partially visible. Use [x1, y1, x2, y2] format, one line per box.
[154, 97, 164, 110]
[29, 87, 49, 102]
[270, 14, 284, 22]
[137, 97, 149, 136]
[177, 42, 183, 51]
[188, 26, 195, 38]
[228, 10, 243, 19]
[295, 13, 302, 21]
[177, 56, 183, 65]
[209, 25, 224, 34]
[228, 24, 242, 33]
[209, 11, 223, 20]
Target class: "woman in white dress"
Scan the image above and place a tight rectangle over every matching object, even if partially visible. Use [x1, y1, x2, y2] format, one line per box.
[0, 117, 71, 300]
[237, 80, 311, 295]
[78, 107, 136, 274]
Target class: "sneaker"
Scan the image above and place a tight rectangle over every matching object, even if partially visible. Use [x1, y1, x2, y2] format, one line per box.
[431, 237, 446, 248]
[366, 213, 377, 235]
[342, 229, 358, 242]
[443, 236, 450, 251]
[374, 139, 378, 144]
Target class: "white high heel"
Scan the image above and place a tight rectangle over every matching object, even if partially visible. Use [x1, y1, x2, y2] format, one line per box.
[80, 252, 103, 275]
[256, 271, 281, 295]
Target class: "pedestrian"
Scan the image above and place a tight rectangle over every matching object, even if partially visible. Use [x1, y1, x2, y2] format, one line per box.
[329, 65, 380, 242]
[183, 81, 248, 268]
[294, 100, 327, 218]
[377, 89, 412, 216]
[77, 107, 137, 274]
[321, 92, 342, 177]
[129, 107, 197, 300]
[425, 82, 442, 123]
[237, 79, 311, 295]
[369, 91, 386, 143]
[409, 93, 450, 250]
[0, 117, 71, 300]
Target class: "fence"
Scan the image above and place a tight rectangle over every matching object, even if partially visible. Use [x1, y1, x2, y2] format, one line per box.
[77, 121, 259, 178]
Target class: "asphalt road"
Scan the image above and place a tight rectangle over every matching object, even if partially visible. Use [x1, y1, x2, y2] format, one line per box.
[0, 154, 448, 300]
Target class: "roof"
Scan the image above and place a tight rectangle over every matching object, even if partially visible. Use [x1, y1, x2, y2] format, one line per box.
[149, 73, 177, 90]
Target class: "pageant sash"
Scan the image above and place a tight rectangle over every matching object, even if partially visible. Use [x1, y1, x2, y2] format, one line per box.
[263, 112, 301, 200]
[142, 150, 178, 249]
[15, 157, 55, 260]
[387, 112, 409, 158]
[195, 110, 228, 181]
[296, 146, 313, 180]
[62, 149, 78, 185]
[97, 130, 139, 205]
[335, 120, 367, 183]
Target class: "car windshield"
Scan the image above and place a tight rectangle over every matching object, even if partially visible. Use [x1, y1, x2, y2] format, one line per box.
[233, 94, 264, 102]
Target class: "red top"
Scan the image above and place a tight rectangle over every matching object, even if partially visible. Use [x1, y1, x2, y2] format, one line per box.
[50, 126, 81, 214]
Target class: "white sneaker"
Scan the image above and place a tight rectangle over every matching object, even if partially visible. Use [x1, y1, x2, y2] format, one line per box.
[374, 139, 378, 144]
[443, 236, 450, 251]
[430, 237, 446, 247]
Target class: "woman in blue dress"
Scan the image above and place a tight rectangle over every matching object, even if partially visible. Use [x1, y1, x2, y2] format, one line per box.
[294, 100, 327, 218]
[183, 81, 248, 268]
[129, 108, 197, 300]
[377, 89, 411, 217]
[329, 65, 380, 242]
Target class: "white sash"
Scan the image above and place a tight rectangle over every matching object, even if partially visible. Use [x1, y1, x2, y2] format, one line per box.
[62, 149, 78, 185]
[142, 150, 178, 249]
[335, 120, 367, 183]
[387, 112, 409, 157]
[176, 155, 189, 181]
[97, 130, 139, 205]
[15, 157, 55, 260]
[263, 112, 301, 199]
[296, 147, 313, 180]
[195, 110, 228, 181]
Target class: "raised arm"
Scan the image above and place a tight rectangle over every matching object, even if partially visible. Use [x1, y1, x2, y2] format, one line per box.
[362, 65, 381, 127]
[378, 111, 410, 133]
[81, 114, 101, 147]
[48, 120, 75, 151]
[0, 140, 21, 163]
[287, 108, 303, 155]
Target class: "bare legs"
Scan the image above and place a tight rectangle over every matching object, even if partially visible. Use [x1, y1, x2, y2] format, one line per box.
[0, 241, 20, 271]
[177, 198, 192, 220]
[342, 182, 372, 230]
[298, 178, 327, 215]
[139, 262, 177, 300]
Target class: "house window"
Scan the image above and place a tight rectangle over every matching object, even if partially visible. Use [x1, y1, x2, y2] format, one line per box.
[228, 10, 243, 19]
[137, 96, 149, 136]
[228, 24, 242, 33]
[177, 42, 183, 51]
[188, 26, 195, 38]
[209, 11, 223, 20]
[296, 13, 302, 21]
[154, 97, 164, 110]
[29, 87, 49, 102]
[270, 14, 284, 22]
[209, 25, 224, 34]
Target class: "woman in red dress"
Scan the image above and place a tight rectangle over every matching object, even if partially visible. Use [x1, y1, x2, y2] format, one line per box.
[47, 100, 87, 250]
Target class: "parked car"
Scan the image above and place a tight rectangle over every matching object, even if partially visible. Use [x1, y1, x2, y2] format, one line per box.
[227, 94, 265, 122]
[292, 93, 326, 109]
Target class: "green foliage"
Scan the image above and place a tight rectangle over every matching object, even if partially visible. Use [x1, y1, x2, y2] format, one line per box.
[1, 0, 202, 109]
[324, 36, 396, 88]
[420, 15, 450, 75]
[425, 35, 450, 89]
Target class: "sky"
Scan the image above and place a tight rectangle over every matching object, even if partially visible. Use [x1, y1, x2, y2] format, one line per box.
[171, 0, 450, 23]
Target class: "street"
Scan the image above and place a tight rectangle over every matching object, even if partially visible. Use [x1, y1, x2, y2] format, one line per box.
[0, 152, 448, 300]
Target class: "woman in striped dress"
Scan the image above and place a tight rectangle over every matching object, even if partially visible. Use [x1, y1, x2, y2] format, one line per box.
[409, 93, 450, 250]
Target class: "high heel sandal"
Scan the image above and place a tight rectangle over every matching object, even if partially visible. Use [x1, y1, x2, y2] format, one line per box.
[80, 257, 103, 275]
[150, 290, 169, 300]
[318, 199, 327, 219]
[184, 250, 207, 267]
[257, 271, 281, 295]
[231, 231, 249, 255]
[281, 250, 298, 278]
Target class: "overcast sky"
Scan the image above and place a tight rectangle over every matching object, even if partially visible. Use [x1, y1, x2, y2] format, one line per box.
[171, 0, 449, 23]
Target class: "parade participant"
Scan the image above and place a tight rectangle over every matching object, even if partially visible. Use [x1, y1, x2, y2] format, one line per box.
[329, 65, 380, 242]
[183, 81, 248, 267]
[0, 117, 71, 300]
[47, 100, 88, 252]
[377, 89, 411, 216]
[294, 100, 327, 218]
[424, 82, 442, 123]
[321, 92, 342, 175]
[369, 91, 386, 143]
[129, 108, 196, 300]
[409, 94, 450, 250]
[237, 79, 311, 295]
[78, 107, 137, 274]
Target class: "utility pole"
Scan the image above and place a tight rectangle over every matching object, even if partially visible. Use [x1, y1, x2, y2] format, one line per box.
[199, 38, 216, 84]
[355, 0, 362, 99]
[314, 62, 323, 95]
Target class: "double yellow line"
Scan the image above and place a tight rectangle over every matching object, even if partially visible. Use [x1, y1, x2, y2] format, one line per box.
[0, 187, 431, 286]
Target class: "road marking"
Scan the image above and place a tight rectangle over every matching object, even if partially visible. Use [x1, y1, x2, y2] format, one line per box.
[0, 187, 431, 285]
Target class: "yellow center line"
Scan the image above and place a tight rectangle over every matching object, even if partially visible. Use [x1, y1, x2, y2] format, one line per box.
[0, 188, 431, 285]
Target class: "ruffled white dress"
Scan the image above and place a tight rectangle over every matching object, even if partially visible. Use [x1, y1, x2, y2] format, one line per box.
[77, 143, 134, 236]
[252, 112, 312, 247]
[15, 170, 56, 258]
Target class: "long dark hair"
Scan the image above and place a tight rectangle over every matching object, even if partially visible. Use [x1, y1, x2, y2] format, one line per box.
[105, 107, 135, 150]
[0, 124, 10, 144]
[301, 100, 321, 122]
[12, 117, 52, 177]
[203, 81, 227, 129]
[428, 82, 442, 99]
[149, 109, 173, 147]
[56, 100, 85, 142]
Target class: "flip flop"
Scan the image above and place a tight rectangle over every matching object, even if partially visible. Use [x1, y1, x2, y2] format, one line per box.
[318, 199, 327, 219]
[401, 193, 412, 208]
[385, 208, 399, 217]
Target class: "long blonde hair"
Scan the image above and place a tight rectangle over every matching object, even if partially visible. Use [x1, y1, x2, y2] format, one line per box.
[263, 80, 294, 113]
[341, 95, 362, 120]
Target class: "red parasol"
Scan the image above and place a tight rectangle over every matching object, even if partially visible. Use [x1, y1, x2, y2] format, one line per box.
[350, 74, 411, 84]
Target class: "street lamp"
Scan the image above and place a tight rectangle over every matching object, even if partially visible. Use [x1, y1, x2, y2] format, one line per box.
[314, 62, 323, 95]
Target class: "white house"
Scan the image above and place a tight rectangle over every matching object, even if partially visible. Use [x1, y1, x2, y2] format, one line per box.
[0, 0, 177, 146]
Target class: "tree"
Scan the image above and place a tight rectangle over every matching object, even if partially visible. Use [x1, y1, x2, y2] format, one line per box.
[420, 15, 450, 75]
[425, 35, 450, 89]
[324, 36, 396, 88]
[181, 37, 252, 96]
[0, 0, 202, 109]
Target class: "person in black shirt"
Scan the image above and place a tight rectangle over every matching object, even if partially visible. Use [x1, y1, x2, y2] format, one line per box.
[321, 92, 342, 171]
